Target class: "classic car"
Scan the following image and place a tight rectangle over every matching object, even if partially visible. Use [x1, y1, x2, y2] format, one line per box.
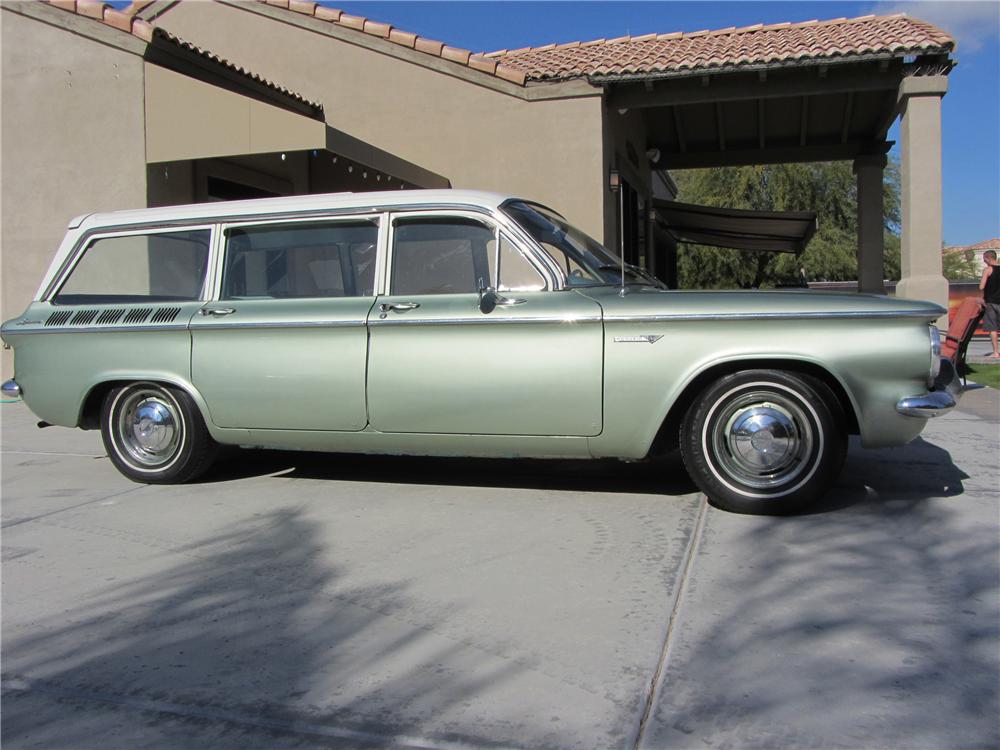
[1, 190, 960, 514]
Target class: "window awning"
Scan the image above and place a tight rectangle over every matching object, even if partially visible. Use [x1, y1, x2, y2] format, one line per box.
[652, 199, 817, 254]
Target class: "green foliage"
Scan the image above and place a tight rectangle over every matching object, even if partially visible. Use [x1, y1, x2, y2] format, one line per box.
[672, 158, 902, 289]
[942, 248, 979, 280]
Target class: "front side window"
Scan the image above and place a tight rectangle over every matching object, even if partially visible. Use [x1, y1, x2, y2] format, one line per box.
[391, 218, 494, 295]
[55, 229, 211, 304]
[222, 221, 378, 299]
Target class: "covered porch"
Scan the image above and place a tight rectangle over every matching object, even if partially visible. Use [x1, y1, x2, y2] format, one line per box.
[483, 14, 956, 318]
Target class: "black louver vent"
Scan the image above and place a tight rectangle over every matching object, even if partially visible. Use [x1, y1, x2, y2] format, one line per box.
[69, 309, 100, 325]
[150, 307, 181, 324]
[122, 308, 152, 325]
[42, 307, 184, 327]
[95, 309, 125, 325]
[45, 311, 73, 326]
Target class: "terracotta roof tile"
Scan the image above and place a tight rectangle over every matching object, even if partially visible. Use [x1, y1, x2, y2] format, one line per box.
[389, 28, 417, 48]
[486, 14, 955, 82]
[966, 238, 1000, 251]
[337, 13, 365, 31]
[125, 2, 956, 91]
[363, 19, 392, 38]
[413, 37, 444, 56]
[288, 0, 316, 15]
[39, 1, 322, 111]
[441, 45, 471, 65]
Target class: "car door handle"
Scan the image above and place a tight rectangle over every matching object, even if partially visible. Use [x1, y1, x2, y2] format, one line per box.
[380, 302, 420, 312]
[494, 297, 526, 306]
[199, 308, 236, 316]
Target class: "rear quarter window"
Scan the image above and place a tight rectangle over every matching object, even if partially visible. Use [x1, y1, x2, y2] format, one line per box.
[54, 229, 211, 304]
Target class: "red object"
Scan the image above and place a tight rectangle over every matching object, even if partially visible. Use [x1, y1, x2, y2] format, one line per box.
[941, 296, 984, 367]
[948, 282, 988, 337]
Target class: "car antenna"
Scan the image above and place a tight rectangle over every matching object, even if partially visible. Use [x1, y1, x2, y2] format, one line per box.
[618, 201, 627, 298]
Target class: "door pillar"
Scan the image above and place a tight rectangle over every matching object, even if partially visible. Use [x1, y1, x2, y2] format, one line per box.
[854, 153, 886, 295]
[895, 75, 949, 325]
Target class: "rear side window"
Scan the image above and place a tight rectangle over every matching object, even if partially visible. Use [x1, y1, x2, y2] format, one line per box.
[222, 221, 378, 300]
[54, 229, 211, 304]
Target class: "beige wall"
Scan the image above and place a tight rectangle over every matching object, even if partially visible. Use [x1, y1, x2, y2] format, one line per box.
[144, 63, 327, 164]
[148, 1, 607, 239]
[1, 6, 148, 376]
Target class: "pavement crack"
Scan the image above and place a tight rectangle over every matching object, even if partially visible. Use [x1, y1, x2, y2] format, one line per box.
[630, 496, 710, 750]
[1, 485, 145, 529]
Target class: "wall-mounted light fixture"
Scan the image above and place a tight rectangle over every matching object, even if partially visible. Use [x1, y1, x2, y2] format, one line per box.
[609, 169, 621, 193]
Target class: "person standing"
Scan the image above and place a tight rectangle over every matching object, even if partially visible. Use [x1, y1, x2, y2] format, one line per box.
[980, 249, 1000, 358]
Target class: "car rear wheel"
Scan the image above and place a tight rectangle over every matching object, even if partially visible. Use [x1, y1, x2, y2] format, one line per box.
[680, 370, 847, 515]
[101, 382, 217, 484]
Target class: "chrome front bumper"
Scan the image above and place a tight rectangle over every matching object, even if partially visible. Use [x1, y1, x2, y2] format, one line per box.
[896, 358, 961, 418]
[2, 379, 22, 399]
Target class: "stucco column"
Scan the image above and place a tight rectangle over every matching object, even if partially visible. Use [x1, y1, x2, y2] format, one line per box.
[854, 153, 886, 295]
[895, 75, 948, 325]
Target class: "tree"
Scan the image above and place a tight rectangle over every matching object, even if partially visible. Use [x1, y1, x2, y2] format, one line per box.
[671, 157, 902, 288]
[942, 246, 978, 280]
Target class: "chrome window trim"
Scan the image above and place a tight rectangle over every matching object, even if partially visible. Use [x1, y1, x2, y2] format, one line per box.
[603, 309, 942, 323]
[374, 211, 391, 297]
[206, 222, 225, 302]
[45, 224, 217, 303]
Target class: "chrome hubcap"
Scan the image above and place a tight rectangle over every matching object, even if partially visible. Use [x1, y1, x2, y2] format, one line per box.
[116, 390, 180, 467]
[712, 392, 814, 489]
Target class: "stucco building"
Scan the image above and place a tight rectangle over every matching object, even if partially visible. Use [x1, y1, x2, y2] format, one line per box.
[1, 0, 956, 375]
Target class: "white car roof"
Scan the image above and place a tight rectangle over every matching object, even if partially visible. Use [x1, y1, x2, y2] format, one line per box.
[73, 189, 514, 232]
[38, 190, 520, 299]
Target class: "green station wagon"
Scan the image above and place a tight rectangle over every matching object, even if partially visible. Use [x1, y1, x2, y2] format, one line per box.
[1, 190, 960, 514]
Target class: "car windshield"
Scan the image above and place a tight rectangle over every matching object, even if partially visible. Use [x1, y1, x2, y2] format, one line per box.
[502, 200, 661, 288]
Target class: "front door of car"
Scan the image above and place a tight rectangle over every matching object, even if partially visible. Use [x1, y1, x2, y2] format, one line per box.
[191, 217, 379, 431]
[366, 212, 603, 437]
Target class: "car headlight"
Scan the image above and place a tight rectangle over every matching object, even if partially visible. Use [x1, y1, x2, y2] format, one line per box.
[928, 325, 942, 387]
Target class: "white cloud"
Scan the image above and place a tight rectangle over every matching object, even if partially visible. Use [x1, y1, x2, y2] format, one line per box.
[872, 1, 1000, 52]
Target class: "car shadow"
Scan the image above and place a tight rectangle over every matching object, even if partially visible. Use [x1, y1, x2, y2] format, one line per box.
[197, 434, 969, 512]
[799, 435, 970, 516]
[198, 448, 699, 496]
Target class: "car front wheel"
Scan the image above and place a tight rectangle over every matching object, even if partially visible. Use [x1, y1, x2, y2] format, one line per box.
[101, 382, 217, 484]
[680, 370, 847, 515]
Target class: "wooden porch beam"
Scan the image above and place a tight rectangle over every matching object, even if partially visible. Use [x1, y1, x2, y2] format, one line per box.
[607, 64, 900, 110]
[656, 141, 891, 170]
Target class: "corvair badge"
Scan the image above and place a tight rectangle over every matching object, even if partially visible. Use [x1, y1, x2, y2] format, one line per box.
[613, 335, 663, 344]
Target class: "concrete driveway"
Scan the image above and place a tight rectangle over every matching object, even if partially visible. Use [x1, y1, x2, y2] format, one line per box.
[2, 389, 998, 749]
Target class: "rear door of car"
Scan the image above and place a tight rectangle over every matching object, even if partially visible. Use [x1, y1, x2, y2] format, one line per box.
[191, 214, 380, 431]
[366, 210, 604, 436]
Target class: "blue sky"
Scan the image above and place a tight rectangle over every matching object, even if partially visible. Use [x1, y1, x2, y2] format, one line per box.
[332, 1, 999, 247]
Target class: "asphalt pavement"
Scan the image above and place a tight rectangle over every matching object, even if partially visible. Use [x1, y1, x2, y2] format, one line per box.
[2, 387, 998, 749]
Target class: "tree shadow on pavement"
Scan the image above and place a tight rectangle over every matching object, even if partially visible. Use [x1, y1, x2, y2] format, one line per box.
[1, 509, 522, 749]
[643, 434, 999, 749]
